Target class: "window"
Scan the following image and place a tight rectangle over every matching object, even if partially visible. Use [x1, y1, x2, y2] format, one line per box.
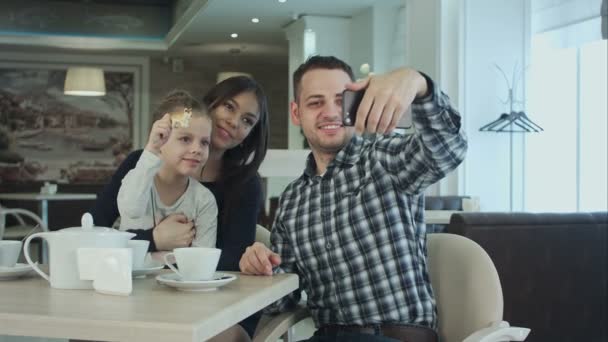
[526, 37, 607, 212]
[579, 40, 608, 211]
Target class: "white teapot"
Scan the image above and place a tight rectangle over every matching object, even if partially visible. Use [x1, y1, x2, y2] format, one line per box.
[23, 213, 135, 289]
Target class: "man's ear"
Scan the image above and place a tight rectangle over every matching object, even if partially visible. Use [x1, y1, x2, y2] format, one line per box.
[290, 101, 301, 126]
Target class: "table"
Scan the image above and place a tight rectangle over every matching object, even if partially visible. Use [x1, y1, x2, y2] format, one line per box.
[0, 271, 299, 342]
[424, 210, 459, 225]
[0, 193, 97, 230]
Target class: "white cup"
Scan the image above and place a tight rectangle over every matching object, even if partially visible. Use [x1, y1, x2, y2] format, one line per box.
[0, 241, 22, 268]
[47, 183, 58, 195]
[128, 240, 150, 270]
[40, 182, 58, 195]
[163, 247, 221, 281]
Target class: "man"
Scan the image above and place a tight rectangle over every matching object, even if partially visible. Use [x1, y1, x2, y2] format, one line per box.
[240, 56, 467, 342]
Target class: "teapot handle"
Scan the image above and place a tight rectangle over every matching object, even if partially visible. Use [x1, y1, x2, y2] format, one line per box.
[24, 232, 50, 282]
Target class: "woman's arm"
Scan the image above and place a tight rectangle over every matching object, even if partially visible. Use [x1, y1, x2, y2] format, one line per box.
[216, 176, 263, 271]
[191, 186, 218, 248]
[89, 150, 143, 227]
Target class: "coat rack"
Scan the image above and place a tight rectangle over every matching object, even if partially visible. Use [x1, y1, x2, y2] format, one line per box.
[479, 64, 543, 133]
[479, 64, 543, 211]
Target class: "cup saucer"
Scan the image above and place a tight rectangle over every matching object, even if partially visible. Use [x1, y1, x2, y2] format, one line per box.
[156, 272, 237, 292]
[0, 263, 35, 280]
[132, 261, 164, 278]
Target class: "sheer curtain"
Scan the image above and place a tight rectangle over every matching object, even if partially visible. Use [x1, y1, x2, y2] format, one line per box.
[526, 1, 607, 212]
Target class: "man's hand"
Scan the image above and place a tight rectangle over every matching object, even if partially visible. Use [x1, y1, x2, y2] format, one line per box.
[346, 67, 428, 135]
[153, 213, 195, 251]
[239, 242, 282, 276]
[145, 113, 172, 155]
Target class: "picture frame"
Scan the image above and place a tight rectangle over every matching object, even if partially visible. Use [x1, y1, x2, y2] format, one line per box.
[0, 52, 149, 184]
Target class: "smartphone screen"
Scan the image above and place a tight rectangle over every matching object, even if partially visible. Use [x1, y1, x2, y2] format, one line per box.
[342, 89, 412, 129]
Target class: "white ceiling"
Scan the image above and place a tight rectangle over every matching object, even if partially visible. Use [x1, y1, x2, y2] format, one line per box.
[171, 0, 384, 47]
[168, 0, 390, 59]
[0, 0, 391, 59]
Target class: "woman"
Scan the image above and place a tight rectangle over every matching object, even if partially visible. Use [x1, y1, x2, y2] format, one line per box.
[90, 76, 269, 341]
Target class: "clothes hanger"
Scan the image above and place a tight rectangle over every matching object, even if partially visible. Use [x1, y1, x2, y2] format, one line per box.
[479, 64, 543, 133]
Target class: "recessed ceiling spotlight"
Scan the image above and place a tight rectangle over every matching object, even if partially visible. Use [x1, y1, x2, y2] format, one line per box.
[251, 18, 260, 23]
[230, 33, 238, 38]
[278, 0, 287, 3]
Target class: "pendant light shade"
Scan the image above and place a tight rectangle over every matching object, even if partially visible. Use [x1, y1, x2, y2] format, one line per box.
[216, 71, 252, 84]
[64, 67, 106, 96]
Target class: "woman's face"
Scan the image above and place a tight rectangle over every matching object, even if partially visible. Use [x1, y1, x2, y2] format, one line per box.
[210, 91, 261, 152]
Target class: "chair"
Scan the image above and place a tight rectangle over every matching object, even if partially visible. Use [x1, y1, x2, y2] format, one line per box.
[255, 224, 271, 248]
[446, 212, 607, 341]
[0, 206, 47, 263]
[425, 196, 480, 233]
[254, 225, 312, 342]
[428, 233, 529, 342]
[0, 205, 47, 240]
[253, 233, 530, 342]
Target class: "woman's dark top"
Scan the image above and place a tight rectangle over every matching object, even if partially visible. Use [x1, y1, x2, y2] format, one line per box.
[89, 149, 263, 272]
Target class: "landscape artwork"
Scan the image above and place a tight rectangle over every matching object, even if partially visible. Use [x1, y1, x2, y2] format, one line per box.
[0, 65, 135, 184]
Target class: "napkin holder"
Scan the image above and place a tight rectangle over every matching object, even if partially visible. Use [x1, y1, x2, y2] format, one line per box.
[77, 248, 133, 296]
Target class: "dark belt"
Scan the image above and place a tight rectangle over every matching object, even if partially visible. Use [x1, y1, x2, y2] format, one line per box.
[318, 324, 438, 342]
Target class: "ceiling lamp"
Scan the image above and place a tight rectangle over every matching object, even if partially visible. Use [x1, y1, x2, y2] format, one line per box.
[64, 67, 106, 96]
[216, 72, 252, 84]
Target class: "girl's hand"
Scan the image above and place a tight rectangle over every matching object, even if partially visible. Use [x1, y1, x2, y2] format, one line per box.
[145, 113, 172, 155]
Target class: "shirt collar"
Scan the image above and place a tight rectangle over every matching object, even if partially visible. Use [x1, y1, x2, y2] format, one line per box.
[302, 135, 366, 178]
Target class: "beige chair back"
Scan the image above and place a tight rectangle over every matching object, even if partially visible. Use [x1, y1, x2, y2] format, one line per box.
[427, 233, 503, 342]
[256, 224, 271, 247]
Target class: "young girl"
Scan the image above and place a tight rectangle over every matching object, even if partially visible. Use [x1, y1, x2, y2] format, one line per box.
[117, 90, 217, 249]
[92, 77, 269, 341]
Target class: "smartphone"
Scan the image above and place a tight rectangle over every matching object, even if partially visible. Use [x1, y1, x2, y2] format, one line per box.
[342, 89, 412, 129]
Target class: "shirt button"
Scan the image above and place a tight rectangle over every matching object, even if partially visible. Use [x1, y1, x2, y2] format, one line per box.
[326, 242, 332, 249]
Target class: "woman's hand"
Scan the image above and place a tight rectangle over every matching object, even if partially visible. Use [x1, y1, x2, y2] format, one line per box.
[145, 113, 172, 156]
[152, 213, 195, 251]
[239, 242, 282, 276]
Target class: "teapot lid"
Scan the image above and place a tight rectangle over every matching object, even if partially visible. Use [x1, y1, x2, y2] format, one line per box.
[59, 213, 134, 236]
[61, 226, 123, 234]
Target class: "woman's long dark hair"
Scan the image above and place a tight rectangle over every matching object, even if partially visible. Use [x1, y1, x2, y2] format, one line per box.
[203, 76, 269, 221]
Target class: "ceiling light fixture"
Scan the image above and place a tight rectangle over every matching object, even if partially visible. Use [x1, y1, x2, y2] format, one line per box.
[216, 72, 252, 84]
[251, 18, 260, 23]
[278, 0, 287, 3]
[64, 67, 106, 96]
[230, 33, 238, 38]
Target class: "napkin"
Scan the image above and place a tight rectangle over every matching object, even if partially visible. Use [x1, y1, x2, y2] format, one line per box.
[77, 248, 132, 296]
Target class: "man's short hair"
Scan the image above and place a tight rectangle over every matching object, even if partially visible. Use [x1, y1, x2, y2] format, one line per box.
[292, 55, 355, 101]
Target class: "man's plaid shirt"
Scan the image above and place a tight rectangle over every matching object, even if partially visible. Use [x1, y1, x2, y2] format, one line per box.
[265, 79, 468, 329]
